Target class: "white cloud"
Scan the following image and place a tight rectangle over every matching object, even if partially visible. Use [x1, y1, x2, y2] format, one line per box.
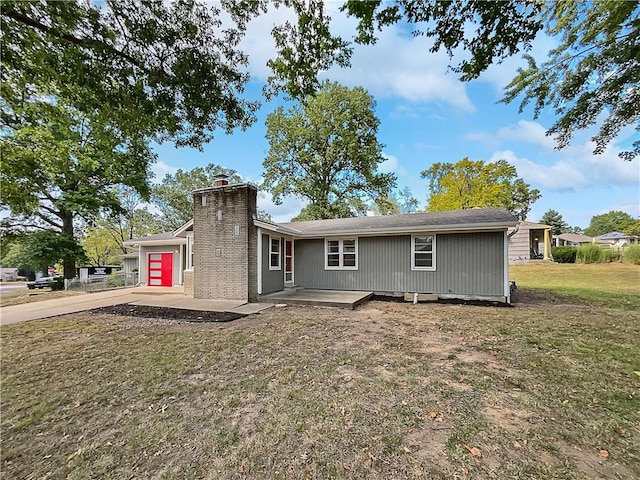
[150, 161, 178, 183]
[490, 150, 588, 191]
[497, 120, 556, 150]
[257, 191, 307, 223]
[491, 141, 640, 192]
[238, 3, 475, 112]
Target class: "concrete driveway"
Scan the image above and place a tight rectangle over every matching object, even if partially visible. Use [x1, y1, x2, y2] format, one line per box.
[0, 288, 272, 326]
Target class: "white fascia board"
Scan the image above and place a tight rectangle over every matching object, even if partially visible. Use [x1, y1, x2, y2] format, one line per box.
[254, 220, 302, 235]
[123, 238, 187, 247]
[173, 219, 194, 237]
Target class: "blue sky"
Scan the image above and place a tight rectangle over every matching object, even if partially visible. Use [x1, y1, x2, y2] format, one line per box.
[151, 3, 640, 228]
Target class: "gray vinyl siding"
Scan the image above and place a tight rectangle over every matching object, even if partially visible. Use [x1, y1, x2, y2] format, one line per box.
[294, 232, 505, 296]
[139, 245, 182, 286]
[261, 234, 284, 294]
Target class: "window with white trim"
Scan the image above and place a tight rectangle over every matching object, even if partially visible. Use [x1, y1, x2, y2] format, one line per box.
[269, 236, 281, 270]
[325, 238, 358, 270]
[412, 235, 436, 270]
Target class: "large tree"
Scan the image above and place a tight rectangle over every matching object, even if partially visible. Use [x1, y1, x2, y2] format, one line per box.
[340, 1, 640, 160]
[151, 164, 243, 230]
[1, 101, 152, 278]
[1, 0, 258, 146]
[263, 81, 396, 220]
[421, 158, 540, 220]
[584, 211, 636, 237]
[540, 209, 568, 235]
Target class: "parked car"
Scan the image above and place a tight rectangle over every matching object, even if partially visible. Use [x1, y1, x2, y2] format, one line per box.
[26, 276, 60, 289]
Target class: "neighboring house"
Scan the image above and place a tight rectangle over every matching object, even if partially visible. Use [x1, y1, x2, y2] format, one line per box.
[127, 179, 518, 303]
[554, 232, 594, 246]
[507, 221, 553, 264]
[0, 267, 24, 281]
[595, 231, 639, 247]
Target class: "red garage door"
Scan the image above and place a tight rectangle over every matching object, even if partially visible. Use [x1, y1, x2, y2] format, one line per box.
[148, 253, 173, 286]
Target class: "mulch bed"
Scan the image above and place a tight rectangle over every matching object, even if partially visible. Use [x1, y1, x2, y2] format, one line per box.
[92, 303, 245, 322]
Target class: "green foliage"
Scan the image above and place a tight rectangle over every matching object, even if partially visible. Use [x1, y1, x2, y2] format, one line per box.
[266, 0, 352, 100]
[421, 158, 540, 219]
[151, 164, 242, 230]
[623, 245, 640, 265]
[50, 277, 65, 291]
[584, 211, 636, 237]
[624, 220, 640, 237]
[551, 246, 576, 264]
[81, 227, 123, 266]
[540, 209, 568, 235]
[576, 244, 610, 264]
[342, 1, 542, 81]
[502, 1, 640, 160]
[96, 187, 164, 253]
[1, 0, 258, 147]
[1, 101, 152, 277]
[1, 231, 85, 273]
[263, 81, 396, 220]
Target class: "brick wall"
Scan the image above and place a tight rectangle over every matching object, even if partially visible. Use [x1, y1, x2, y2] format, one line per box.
[183, 269, 194, 297]
[193, 184, 258, 301]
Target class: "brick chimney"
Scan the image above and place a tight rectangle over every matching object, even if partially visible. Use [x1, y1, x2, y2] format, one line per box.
[214, 173, 229, 187]
[192, 183, 258, 302]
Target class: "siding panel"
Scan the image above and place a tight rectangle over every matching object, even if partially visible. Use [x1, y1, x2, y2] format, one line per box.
[294, 232, 504, 296]
[261, 234, 284, 294]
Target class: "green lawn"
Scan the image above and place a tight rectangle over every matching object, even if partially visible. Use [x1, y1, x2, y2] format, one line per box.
[1, 264, 639, 479]
[510, 262, 640, 309]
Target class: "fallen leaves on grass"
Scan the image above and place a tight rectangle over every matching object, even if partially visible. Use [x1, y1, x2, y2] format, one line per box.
[462, 444, 482, 458]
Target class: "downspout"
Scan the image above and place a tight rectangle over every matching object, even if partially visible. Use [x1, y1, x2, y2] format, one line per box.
[507, 222, 520, 238]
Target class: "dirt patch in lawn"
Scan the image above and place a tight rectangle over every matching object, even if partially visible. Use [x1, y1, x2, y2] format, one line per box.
[92, 303, 245, 322]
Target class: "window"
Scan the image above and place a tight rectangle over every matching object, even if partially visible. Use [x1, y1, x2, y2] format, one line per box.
[412, 235, 435, 270]
[325, 238, 358, 270]
[269, 236, 281, 270]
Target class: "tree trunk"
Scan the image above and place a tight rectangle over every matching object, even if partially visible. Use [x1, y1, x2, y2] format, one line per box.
[62, 211, 76, 279]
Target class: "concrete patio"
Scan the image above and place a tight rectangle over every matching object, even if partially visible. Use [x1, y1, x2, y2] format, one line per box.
[260, 289, 373, 309]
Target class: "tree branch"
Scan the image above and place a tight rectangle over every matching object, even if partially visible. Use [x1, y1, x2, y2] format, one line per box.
[2, 8, 159, 77]
[35, 212, 63, 230]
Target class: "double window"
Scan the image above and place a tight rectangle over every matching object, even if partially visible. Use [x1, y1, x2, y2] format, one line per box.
[269, 236, 281, 270]
[325, 238, 358, 270]
[412, 235, 435, 270]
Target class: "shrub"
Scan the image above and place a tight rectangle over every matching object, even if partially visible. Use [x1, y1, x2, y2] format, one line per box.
[50, 277, 65, 290]
[551, 246, 576, 263]
[577, 244, 605, 264]
[624, 244, 640, 265]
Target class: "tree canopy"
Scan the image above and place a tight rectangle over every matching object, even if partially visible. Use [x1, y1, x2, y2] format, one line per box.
[262, 81, 396, 220]
[584, 211, 636, 237]
[1, 101, 153, 277]
[421, 158, 540, 220]
[540, 209, 568, 235]
[1, 0, 258, 147]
